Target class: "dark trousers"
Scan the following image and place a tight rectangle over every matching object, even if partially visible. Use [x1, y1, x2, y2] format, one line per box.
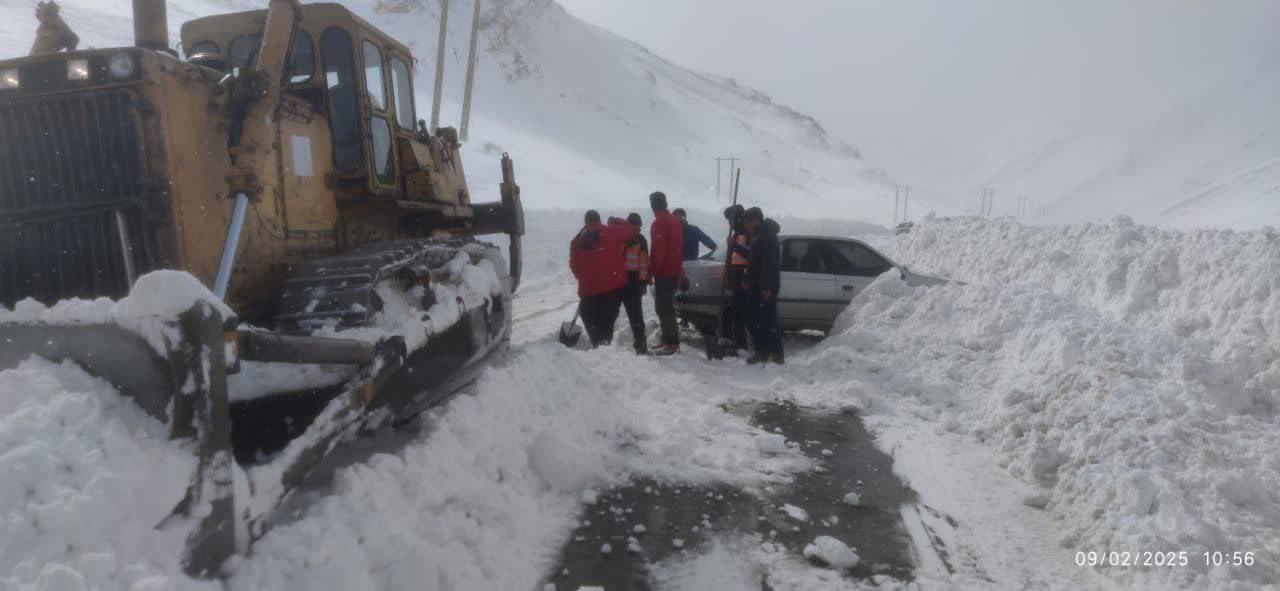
[749, 288, 783, 357]
[724, 266, 749, 348]
[622, 276, 647, 352]
[654, 276, 680, 346]
[580, 288, 623, 347]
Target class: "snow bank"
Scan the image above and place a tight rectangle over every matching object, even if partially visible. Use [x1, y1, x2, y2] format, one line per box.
[897, 216, 1280, 412]
[0, 358, 215, 591]
[812, 217, 1280, 588]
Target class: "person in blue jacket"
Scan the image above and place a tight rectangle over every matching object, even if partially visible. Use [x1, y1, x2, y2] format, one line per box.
[674, 208, 717, 260]
[742, 207, 783, 365]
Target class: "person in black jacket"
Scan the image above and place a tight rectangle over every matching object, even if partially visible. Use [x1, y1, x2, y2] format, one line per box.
[742, 207, 783, 364]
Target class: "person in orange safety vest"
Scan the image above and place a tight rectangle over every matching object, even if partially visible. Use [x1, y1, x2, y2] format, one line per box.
[621, 213, 651, 354]
[723, 204, 751, 350]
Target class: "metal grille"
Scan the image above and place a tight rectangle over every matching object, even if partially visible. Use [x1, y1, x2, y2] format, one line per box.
[0, 91, 144, 214]
[0, 207, 146, 305]
[0, 91, 150, 305]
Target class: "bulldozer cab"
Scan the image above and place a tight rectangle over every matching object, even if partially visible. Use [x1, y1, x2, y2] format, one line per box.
[180, 3, 465, 206]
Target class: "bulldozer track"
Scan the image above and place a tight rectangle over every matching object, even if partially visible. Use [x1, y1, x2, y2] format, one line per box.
[274, 238, 490, 331]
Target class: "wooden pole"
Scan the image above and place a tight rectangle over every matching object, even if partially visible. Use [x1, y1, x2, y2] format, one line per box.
[430, 0, 450, 133]
[459, 0, 481, 141]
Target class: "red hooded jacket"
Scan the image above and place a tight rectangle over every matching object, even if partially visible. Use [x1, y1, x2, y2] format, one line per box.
[569, 219, 637, 297]
[649, 210, 684, 279]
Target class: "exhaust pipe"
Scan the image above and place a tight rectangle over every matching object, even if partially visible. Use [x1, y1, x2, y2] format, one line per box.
[133, 0, 170, 52]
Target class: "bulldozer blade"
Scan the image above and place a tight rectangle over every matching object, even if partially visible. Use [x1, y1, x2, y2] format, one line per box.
[0, 316, 203, 434]
[0, 277, 513, 577]
[239, 337, 408, 542]
[169, 304, 239, 578]
[0, 303, 242, 577]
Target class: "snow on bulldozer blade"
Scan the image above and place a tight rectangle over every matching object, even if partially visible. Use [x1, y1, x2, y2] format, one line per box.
[0, 247, 510, 580]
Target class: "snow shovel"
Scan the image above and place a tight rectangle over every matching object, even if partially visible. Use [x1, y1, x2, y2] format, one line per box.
[559, 308, 583, 347]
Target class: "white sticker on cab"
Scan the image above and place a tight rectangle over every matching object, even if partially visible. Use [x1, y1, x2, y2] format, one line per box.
[290, 135, 313, 177]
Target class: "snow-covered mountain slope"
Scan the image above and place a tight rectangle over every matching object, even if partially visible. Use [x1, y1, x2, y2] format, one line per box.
[379, 0, 901, 219]
[0, 0, 901, 223]
[932, 50, 1280, 229]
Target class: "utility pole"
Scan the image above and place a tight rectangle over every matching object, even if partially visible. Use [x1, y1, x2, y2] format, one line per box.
[980, 187, 995, 217]
[459, 0, 482, 142]
[714, 156, 737, 202]
[716, 158, 722, 202]
[903, 184, 910, 222]
[893, 186, 900, 225]
[430, 0, 450, 133]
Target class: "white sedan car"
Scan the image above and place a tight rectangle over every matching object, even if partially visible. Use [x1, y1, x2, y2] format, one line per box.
[676, 234, 945, 334]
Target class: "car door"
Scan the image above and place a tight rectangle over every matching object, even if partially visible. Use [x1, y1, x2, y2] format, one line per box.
[777, 238, 838, 327]
[823, 239, 896, 314]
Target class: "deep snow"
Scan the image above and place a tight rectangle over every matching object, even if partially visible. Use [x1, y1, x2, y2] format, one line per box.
[1, 0, 1277, 589]
[818, 217, 1280, 588]
[5, 212, 1276, 589]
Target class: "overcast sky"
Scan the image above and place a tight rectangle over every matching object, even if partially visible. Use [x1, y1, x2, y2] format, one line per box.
[558, 0, 1280, 187]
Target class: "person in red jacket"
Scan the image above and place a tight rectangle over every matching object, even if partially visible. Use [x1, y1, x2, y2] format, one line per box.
[648, 192, 684, 355]
[570, 210, 637, 347]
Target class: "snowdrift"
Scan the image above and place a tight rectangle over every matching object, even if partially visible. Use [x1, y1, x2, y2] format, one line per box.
[898, 216, 1280, 413]
[0, 358, 216, 591]
[813, 217, 1279, 588]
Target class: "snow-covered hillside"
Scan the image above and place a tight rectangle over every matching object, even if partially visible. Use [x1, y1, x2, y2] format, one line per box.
[928, 53, 1280, 229]
[381, 0, 900, 218]
[0, 0, 900, 222]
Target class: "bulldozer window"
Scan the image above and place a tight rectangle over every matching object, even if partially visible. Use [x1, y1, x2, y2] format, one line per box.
[289, 31, 315, 84]
[228, 35, 262, 72]
[390, 55, 415, 129]
[370, 116, 395, 185]
[185, 41, 218, 59]
[362, 41, 387, 112]
[321, 27, 363, 173]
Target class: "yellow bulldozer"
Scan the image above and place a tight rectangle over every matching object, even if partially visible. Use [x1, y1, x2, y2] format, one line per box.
[0, 0, 524, 577]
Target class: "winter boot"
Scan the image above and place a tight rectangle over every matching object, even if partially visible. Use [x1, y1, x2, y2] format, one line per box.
[746, 352, 770, 365]
[653, 344, 679, 356]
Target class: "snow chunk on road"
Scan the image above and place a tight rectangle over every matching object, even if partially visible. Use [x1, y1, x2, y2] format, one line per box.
[781, 504, 809, 522]
[802, 536, 860, 570]
[755, 433, 788, 454]
[530, 430, 606, 492]
[842, 492, 861, 506]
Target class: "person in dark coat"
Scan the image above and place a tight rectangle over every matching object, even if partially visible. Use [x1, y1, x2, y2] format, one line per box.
[674, 208, 717, 260]
[621, 213, 650, 354]
[742, 207, 783, 364]
[648, 192, 684, 355]
[569, 210, 637, 347]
